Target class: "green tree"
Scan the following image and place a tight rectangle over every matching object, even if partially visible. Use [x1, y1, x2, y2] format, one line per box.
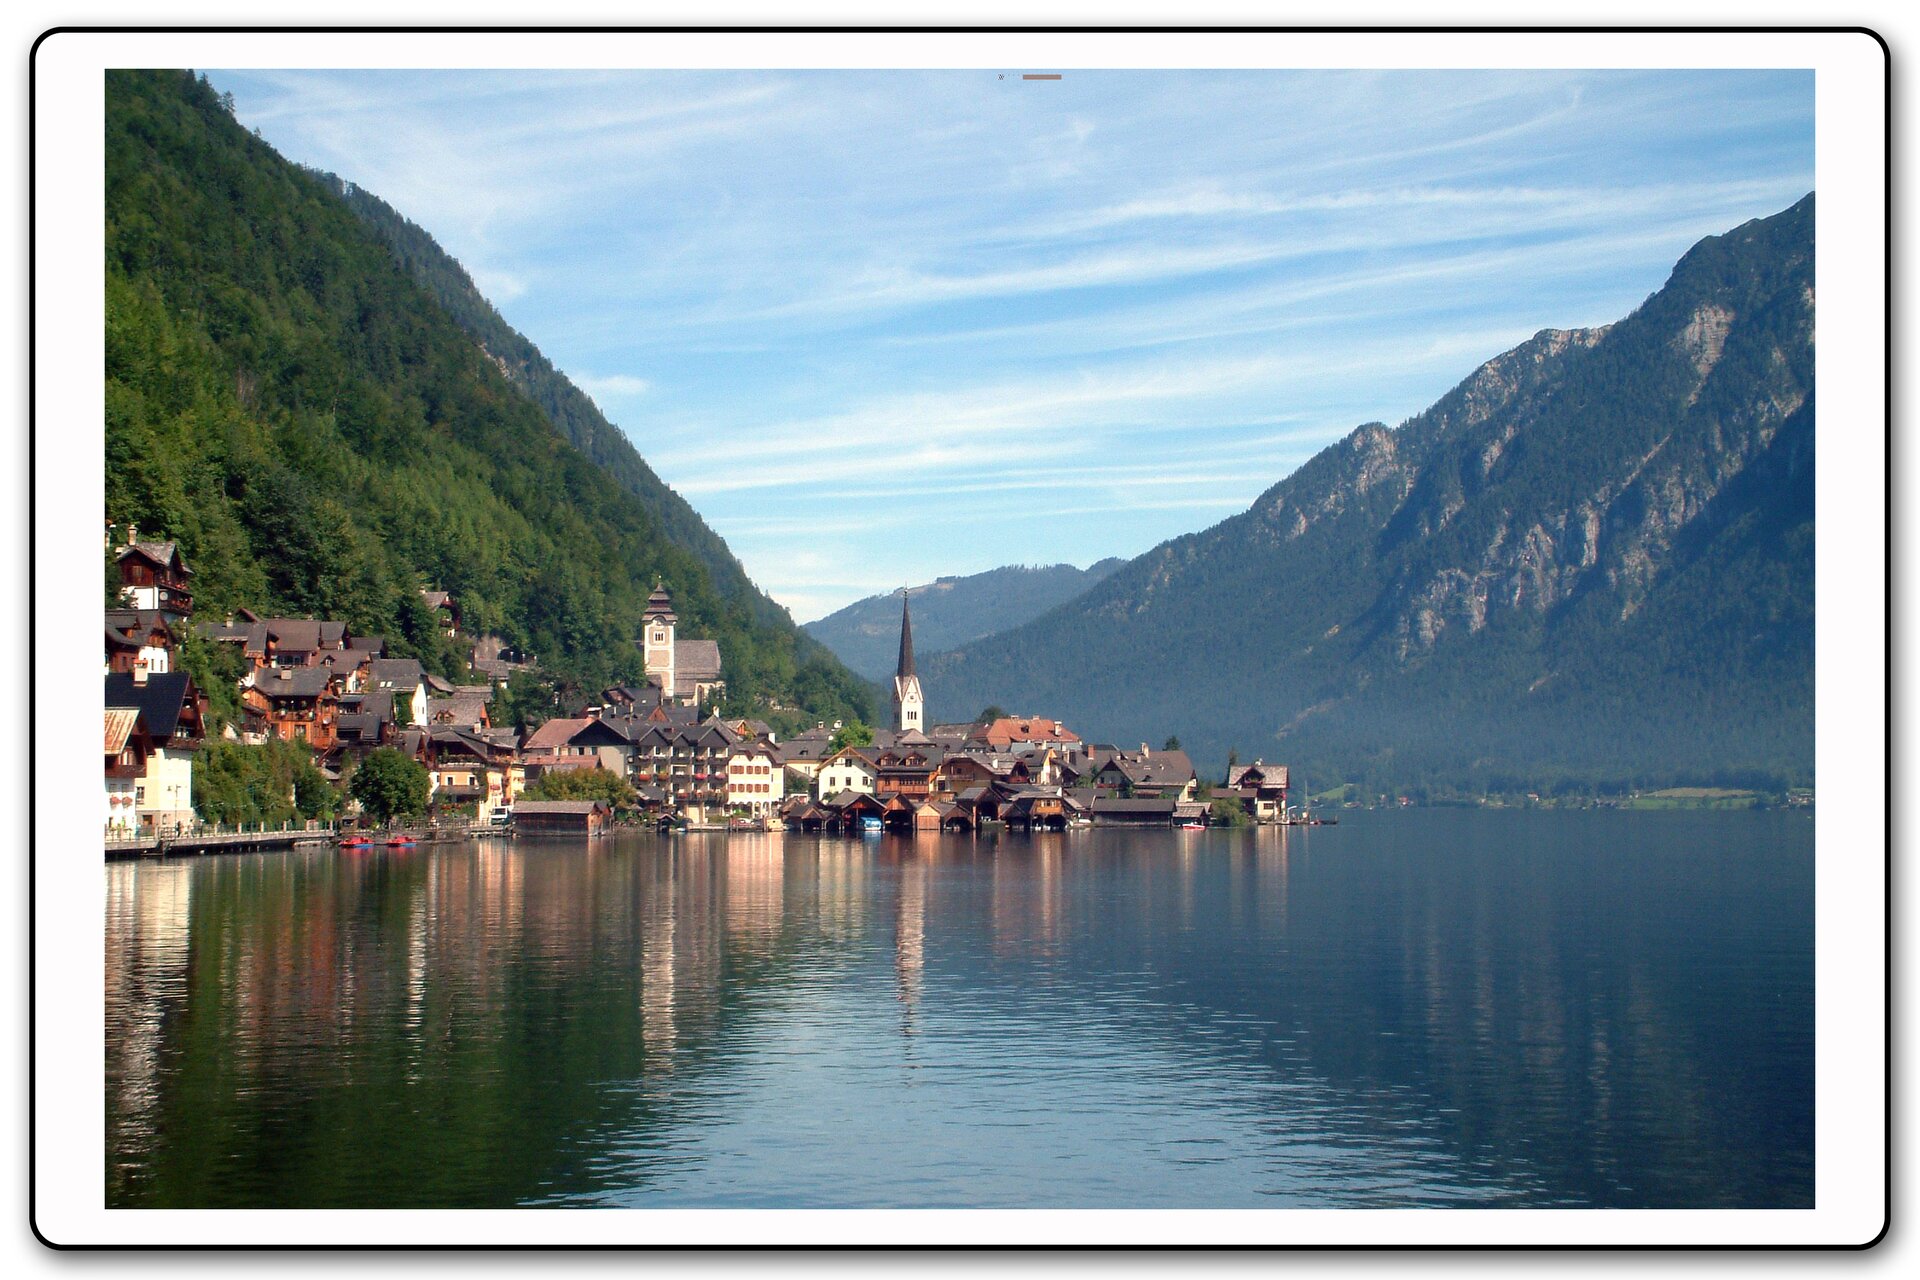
[827, 720, 874, 755]
[1208, 795, 1253, 827]
[1163, 735, 1182, 751]
[192, 738, 338, 825]
[976, 705, 1007, 724]
[491, 669, 553, 734]
[292, 756, 339, 820]
[174, 625, 248, 732]
[523, 767, 638, 810]
[350, 747, 430, 823]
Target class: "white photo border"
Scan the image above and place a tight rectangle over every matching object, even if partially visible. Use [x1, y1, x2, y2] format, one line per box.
[32, 25, 1889, 1248]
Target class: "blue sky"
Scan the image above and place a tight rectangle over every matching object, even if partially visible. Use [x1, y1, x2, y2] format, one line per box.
[208, 68, 1813, 623]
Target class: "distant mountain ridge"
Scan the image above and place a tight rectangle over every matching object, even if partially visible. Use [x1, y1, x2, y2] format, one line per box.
[805, 560, 1126, 681]
[924, 196, 1816, 793]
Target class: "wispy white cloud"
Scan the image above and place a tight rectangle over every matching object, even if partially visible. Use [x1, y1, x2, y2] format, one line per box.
[207, 66, 1813, 615]
[573, 373, 653, 402]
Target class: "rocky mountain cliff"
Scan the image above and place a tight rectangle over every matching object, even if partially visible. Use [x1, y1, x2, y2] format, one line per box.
[924, 195, 1815, 793]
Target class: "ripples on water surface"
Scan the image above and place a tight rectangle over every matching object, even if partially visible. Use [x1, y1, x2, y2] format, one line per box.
[104, 811, 1813, 1209]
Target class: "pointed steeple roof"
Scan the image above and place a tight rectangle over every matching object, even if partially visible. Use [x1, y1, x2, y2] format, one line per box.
[896, 589, 916, 679]
[643, 581, 677, 622]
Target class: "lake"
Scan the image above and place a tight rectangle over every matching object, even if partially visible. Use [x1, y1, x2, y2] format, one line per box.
[104, 811, 1813, 1209]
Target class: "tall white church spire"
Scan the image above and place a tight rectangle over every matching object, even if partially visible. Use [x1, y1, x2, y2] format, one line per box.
[891, 589, 924, 734]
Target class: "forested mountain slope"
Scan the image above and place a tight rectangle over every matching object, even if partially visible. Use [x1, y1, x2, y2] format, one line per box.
[104, 69, 871, 723]
[805, 560, 1126, 681]
[319, 173, 793, 633]
[925, 196, 1816, 794]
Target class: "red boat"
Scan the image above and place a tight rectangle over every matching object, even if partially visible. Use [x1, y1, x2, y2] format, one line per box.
[339, 835, 374, 849]
[385, 835, 418, 847]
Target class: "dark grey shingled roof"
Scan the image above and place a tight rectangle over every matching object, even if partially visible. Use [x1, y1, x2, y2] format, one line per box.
[255, 666, 334, 698]
[896, 591, 915, 678]
[674, 639, 723, 680]
[117, 541, 191, 575]
[338, 688, 395, 721]
[1226, 762, 1288, 789]
[366, 658, 425, 689]
[336, 712, 384, 743]
[106, 608, 174, 636]
[1103, 749, 1196, 788]
[261, 618, 324, 652]
[426, 693, 490, 728]
[428, 726, 511, 760]
[104, 671, 200, 741]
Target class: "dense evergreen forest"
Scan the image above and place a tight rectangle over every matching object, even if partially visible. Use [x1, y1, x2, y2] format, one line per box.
[316, 170, 794, 635]
[104, 70, 872, 725]
[926, 197, 1816, 796]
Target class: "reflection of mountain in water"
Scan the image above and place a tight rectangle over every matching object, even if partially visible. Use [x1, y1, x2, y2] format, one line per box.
[937, 818, 1811, 1208]
[105, 816, 1811, 1208]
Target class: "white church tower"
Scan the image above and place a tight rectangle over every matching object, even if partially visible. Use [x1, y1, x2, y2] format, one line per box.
[641, 582, 677, 697]
[892, 590, 925, 734]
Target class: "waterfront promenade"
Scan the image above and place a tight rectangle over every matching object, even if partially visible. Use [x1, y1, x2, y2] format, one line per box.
[106, 821, 338, 860]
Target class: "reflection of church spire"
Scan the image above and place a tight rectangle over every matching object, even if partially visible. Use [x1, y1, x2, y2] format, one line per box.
[896, 859, 925, 1037]
[892, 589, 924, 733]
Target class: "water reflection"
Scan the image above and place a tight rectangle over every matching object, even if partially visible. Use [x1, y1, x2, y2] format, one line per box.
[105, 814, 1812, 1208]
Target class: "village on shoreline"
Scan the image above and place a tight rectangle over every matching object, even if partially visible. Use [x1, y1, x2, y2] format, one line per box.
[105, 530, 1307, 853]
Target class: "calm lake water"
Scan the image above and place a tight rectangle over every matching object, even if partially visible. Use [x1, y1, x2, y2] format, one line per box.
[104, 811, 1813, 1209]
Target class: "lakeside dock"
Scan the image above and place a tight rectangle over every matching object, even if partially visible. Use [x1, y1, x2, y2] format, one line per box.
[104, 822, 478, 859]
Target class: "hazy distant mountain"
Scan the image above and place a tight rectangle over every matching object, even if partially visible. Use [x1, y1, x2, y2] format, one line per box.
[806, 560, 1126, 681]
[924, 196, 1815, 793]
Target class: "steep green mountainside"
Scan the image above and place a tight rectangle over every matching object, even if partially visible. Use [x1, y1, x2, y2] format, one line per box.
[925, 196, 1815, 794]
[804, 560, 1126, 681]
[105, 69, 871, 723]
[317, 172, 791, 633]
